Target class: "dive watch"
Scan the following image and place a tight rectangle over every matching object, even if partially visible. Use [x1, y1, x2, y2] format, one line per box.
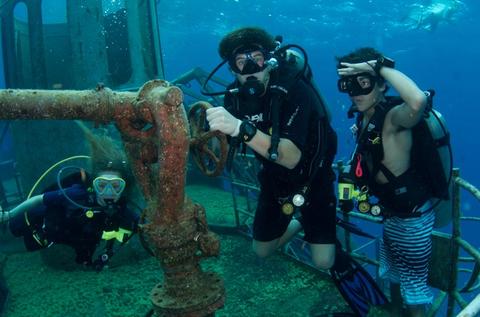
[239, 120, 257, 143]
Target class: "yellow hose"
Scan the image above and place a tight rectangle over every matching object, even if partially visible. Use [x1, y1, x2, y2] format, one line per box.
[27, 155, 91, 199]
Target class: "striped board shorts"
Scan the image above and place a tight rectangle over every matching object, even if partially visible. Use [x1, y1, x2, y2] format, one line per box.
[379, 202, 435, 305]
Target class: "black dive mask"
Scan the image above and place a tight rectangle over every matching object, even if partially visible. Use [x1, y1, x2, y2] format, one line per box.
[337, 73, 377, 97]
[240, 57, 264, 75]
[229, 47, 271, 75]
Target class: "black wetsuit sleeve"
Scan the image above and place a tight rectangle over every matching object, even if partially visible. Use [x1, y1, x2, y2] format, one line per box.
[42, 184, 88, 207]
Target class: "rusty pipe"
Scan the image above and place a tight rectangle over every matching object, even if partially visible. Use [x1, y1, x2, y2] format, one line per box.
[0, 86, 136, 122]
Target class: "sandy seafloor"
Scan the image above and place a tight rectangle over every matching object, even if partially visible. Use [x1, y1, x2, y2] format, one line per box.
[2, 184, 390, 317]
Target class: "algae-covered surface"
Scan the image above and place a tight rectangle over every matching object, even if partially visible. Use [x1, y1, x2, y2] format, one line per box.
[2, 184, 355, 317]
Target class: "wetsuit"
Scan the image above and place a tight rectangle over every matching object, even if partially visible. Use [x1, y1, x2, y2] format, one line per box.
[226, 78, 337, 244]
[9, 184, 138, 264]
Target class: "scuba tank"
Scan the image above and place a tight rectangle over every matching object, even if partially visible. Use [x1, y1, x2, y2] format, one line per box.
[339, 90, 453, 226]
[412, 91, 453, 227]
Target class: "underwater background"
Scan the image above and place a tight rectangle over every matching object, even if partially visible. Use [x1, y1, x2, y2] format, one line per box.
[156, 0, 480, 289]
[157, 0, 479, 193]
[0, 0, 479, 316]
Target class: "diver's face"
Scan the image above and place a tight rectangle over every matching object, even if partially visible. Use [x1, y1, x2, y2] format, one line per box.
[233, 50, 270, 86]
[236, 69, 270, 86]
[350, 77, 385, 113]
[93, 171, 126, 206]
[234, 50, 265, 73]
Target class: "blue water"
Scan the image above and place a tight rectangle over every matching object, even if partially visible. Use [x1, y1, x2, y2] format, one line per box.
[158, 0, 479, 210]
[0, 0, 478, 314]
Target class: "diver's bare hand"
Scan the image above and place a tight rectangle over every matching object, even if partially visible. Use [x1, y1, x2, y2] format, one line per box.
[337, 60, 377, 76]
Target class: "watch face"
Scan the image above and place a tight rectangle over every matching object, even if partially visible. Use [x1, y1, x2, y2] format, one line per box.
[240, 120, 257, 142]
[379, 56, 395, 68]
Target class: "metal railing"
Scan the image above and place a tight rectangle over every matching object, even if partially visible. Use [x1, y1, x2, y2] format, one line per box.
[171, 67, 480, 316]
[222, 156, 480, 317]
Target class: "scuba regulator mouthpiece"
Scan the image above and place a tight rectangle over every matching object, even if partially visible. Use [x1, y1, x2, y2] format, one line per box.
[242, 76, 266, 97]
[201, 35, 300, 98]
[264, 57, 279, 71]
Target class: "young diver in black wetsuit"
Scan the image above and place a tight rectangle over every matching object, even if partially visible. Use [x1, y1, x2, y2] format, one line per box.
[202, 27, 387, 316]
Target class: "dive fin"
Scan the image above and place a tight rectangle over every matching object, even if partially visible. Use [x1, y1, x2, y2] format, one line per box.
[330, 246, 388, 316]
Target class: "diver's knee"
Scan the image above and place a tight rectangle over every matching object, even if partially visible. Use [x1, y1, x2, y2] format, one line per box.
[252, 240, 276, 258]
[253, 248, 272, 259]
[310, 243, 336, 270]
[312, 254, 335, 270]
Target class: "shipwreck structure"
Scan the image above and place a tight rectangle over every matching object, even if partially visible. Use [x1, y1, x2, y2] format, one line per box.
[0, 0, 165, 192]
[0, 82, 226, 316]
[0, 1, 229, 315]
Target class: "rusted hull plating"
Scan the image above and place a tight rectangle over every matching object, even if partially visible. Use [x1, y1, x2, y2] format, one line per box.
[0, 80, 225, 316]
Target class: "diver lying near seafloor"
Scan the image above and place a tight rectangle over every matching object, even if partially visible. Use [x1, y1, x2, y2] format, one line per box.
[0, 125, 139, 271]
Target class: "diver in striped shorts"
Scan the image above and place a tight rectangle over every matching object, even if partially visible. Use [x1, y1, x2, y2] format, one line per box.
[336, 47, 434, 317]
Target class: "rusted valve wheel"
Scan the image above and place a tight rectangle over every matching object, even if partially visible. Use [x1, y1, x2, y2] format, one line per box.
[188, 102, 228, 177]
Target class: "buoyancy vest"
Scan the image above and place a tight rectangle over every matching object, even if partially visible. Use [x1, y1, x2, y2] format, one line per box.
[351, 95, 452, 220]
[227, 50, 337, 190]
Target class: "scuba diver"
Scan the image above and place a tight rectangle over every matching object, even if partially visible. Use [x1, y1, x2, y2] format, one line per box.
[0, 128, 138, 271]
[203, 27, 387, 316]
[205, 26, 338, 269]
[403, 0, 463, 32]
[336, 47, 435, 317]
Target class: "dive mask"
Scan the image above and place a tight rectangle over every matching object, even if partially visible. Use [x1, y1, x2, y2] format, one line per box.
[93, 175, 126, 203]
[230, 47, 271, 75]
[337, 73, 377, 97]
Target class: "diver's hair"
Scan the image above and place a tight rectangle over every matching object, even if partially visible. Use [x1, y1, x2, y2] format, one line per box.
[336, 47, 388, 92]
[336, 47, 384, 65]
[76, 121, 132, 183]
[218, 26, 277, 60]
